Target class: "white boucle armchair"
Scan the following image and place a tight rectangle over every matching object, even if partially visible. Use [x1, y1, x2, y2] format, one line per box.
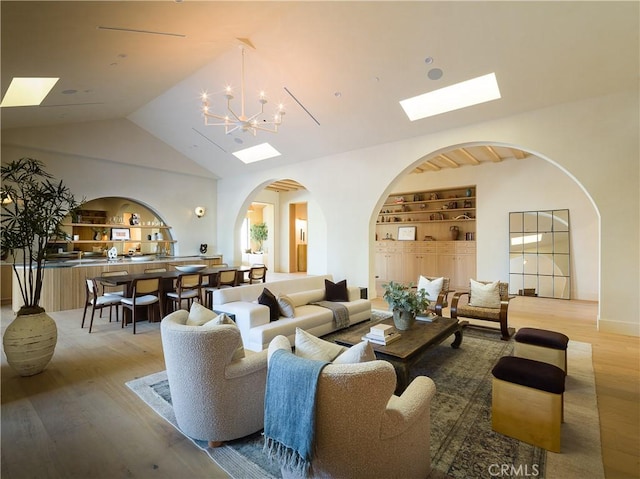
[268, 336, 436, 479]
[160, 309, 268, 446]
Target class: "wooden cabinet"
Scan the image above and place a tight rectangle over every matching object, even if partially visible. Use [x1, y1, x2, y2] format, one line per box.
[375, 240, 476, 295]
[436, 242, 476, 290]
[375, 186, 477, 295]
[375, 242, 403, 283]
[403, 242, 437, 283]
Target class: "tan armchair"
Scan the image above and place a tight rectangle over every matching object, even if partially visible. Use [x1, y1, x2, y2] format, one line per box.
[160, 309, 268, 446]
[268, 336, 436, 479]
[450, 280, 513, 340]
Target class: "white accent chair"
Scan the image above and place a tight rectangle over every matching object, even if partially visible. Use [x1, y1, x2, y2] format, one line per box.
[268, 335, 436, 479]
[160, 309, 268, 446]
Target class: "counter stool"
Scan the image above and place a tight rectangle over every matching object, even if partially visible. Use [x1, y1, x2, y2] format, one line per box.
[491, 356, 565, 452]
[515, 327, 569, 374]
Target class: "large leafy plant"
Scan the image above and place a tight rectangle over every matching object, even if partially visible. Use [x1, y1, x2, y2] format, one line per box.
[1, 158, 82, 314]
[382, 281, 431, 315]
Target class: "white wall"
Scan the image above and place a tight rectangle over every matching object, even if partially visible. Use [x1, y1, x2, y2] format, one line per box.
[2, 124, 218, 257]
[217, 90, 639, 336]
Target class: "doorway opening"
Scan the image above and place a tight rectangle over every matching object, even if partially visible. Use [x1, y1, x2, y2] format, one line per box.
[289, 203, 308, 272]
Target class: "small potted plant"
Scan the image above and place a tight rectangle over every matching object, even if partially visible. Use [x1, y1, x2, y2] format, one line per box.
[382, 281, 431, 330]
[1, 158, 83, 376]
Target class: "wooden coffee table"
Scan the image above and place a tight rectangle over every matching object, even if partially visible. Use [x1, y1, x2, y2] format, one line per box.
[333, 316, 464, 393]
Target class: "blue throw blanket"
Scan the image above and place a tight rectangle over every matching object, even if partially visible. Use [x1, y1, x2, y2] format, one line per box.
[263, 349, 329, 476]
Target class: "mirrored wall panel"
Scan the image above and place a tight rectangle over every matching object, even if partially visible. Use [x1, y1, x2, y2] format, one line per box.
[509, 209, 571, 299]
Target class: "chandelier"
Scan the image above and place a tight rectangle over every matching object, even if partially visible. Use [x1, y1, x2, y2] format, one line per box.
[201, 47, 285, 136]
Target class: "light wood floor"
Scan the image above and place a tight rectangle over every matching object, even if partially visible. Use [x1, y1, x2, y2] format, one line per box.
[2, 294, 638, 478]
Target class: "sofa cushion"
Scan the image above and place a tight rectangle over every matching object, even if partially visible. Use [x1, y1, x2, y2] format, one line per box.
[258, 288, 280, 321]
[333, 340, 376, 364]
[417, 276, 443, 302]
[469, 279, 501, 308]
[287, 289, 326, 307]
[277, 294, 296, 318]
[325, 279, 348, 302]
[294, 327, 346, 361]
[202, 313, 245, 361]
[186, 302, 218, 326]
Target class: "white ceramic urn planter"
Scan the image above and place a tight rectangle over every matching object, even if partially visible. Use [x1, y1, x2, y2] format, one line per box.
[3, 310, 58, 376]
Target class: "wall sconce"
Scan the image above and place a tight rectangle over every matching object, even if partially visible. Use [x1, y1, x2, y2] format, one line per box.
[194, 206, 206, 218]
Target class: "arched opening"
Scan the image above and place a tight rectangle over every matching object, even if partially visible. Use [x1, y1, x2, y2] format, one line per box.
[370, 142, 599, 303]
[231, 179, 323, 274]
[57, 196, 174, 260]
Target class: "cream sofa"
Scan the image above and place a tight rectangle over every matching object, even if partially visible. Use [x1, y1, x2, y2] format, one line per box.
[267, 335, 436, 479]
[210, 275, 371, 352]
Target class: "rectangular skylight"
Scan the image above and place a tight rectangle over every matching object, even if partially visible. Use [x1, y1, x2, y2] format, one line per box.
[0, 77, 59, 107]
[400, 73, 501, 121]
[233, 143, 282, 164]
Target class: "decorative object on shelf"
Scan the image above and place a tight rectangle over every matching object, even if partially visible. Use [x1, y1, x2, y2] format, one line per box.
[111, 228, 130, 241]
[429, 192, 439, 200]
[454, 214, 472, 220]
[194, 206, 206, 218]
[464, 200, 473, 208]
[413, 193, 423, 202]
[424, 235, 436, 241]
[398, 226, 416, 241]
[430, 213, 444, 221]
[129, 213, 140, 225]
[448, 201, 458, 209]
[450, 225, 460, 240]
[200, 44, 284, 136]
[1, 157, 82, 376]
[382, 281, 430, 331]
[394, 196, 405, 204]
[107, 247, 118, 260]
[466, 188, 472, 197]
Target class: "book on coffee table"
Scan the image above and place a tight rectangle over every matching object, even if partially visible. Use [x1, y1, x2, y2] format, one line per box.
[362, 331, 401, 345]
[368, 323, 396, 339]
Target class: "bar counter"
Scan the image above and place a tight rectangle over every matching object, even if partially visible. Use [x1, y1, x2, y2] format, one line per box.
[10, 255, 223, 313]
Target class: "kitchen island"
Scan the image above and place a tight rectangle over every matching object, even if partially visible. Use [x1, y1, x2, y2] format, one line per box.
[9, 255, 223, 313]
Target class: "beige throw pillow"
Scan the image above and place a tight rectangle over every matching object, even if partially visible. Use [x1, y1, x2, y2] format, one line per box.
[186, 301, 218, 326]
[277, 294, 296, 318]
[417, 276, 444, 302]
[469, 279, 501, 308]
[294, 328, 346, 361]
[333, 340, 376, 364]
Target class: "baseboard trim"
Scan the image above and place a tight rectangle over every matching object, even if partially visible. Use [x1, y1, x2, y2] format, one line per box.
[598, 318, 639, 337]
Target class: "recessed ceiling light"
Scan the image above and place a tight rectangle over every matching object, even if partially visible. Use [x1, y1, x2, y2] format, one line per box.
[399, 72, 501, 121]
[0, 77, 59, 107]
[427, 68, 443, 80]
[424, 57, 434, 64]
[233, 143, 281, 164]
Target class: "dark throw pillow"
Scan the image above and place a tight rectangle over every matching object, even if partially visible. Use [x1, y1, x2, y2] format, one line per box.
[325, 279, 349, 302]
[258, 288, 280, 321]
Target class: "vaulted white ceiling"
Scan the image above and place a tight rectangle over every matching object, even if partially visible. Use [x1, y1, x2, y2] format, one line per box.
[1, 1, 638, 180]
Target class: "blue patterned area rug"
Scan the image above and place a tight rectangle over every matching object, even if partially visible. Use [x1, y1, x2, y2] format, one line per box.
[126, 324, 602, 479]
